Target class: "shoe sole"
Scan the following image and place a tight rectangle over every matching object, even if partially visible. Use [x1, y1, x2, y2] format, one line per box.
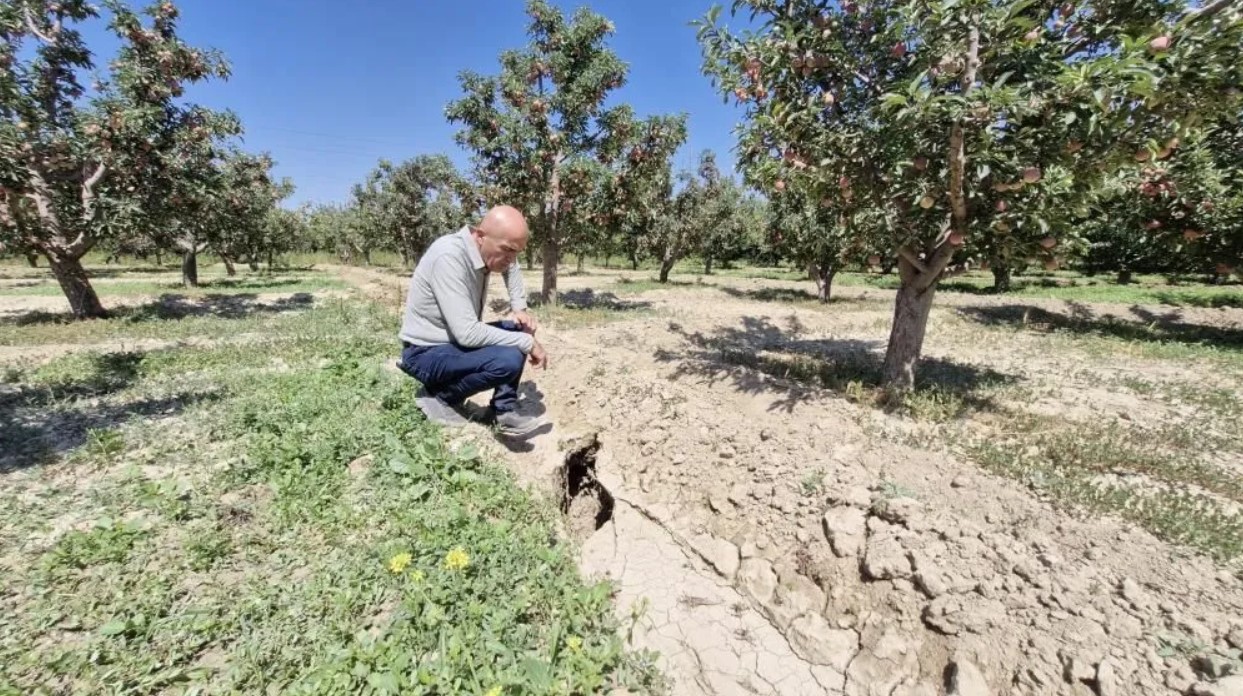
[497, 420, 547, 439]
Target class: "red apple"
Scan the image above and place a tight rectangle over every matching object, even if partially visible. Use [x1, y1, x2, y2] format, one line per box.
[1022, 166, 1042, 184]
[774, 179, 786, 192]
[867, 255, 881, 266]
[1066, 140, 1084, 154]
[913, 156, 928, 171]
[1183, 229, 1205, 241]
[891, 42, 907, 58]
[1023, 29, 1041, 43]
[734, 87, 748, 101]
[949, 232, 965, 246]
[995, 200, 1008, 212]
[1043, 258, 1059, 271]
[1148, 35, 1172, 53]
[1039, 236, 1058, 250]
[822, 91, 836, 106]
[1145, 220, 1162, 230]
[1135, 149, 1151, 163]
[919, 195, 935, 209]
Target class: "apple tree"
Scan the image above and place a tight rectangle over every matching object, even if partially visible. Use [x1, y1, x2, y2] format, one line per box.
[0, 0, 233, 317]
[448, 0, 682, 303]
[699, 0, 1243, 389]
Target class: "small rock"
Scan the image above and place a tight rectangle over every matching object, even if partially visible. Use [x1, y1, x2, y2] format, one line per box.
[1120, 577, 1149, 608]
[1168, 664, 1198, 692]
[822, 507, 867, 558]
[1038, 552, 1062, 568]
[347, 454, 373, 478]
[1191, 675, 1243, 696]
[915, 569, 948, 598]
[863, 534, 912, 581]
[739, 540, 760, 558]
[738, 558, 778, 605]
[1096, 659, 1118, 696]
[727, 485, 748, 505]
[948, 656, 992, 696]
[1086, 547, 1104, 561]
[770, 570, 827, 629]
[828, 485, 872, 509]
[1060, 652, 1095, 683]
[707, 489, 733, 515]
[1226, 627, 1243, 650]
[1194, 654, 1237, 680]
[700, 536, 740, 580]
[872, 496, 922, 527]
[760, 429, 773, 441]
[951, 475, 969, 488]
[788, 613, 858, 670]
[718, 446, 736, 459]
[640, 428, 668, 446]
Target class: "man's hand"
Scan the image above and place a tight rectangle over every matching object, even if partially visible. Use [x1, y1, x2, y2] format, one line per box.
[529, 340, 549, 370]
[512, 310, 539, 335]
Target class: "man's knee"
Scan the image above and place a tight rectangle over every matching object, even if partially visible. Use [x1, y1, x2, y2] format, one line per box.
[487, 347, 525, 380]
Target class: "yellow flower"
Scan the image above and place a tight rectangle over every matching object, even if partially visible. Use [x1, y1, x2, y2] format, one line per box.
[483, 687, 502, 696]
[387, 552, 412, 574]
[443, 546, 470, 571]
[565, 636, 583, 653]
[409, 569, 425, 583]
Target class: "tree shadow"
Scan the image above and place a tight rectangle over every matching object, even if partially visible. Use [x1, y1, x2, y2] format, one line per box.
[718, 286, 846, 304]
[654, 315, 1017, 414]
[0, 353, 220, 473]
[1, 292, 316, 327]
[497, 290, 653, 314]
[957, 304, 1243, 350]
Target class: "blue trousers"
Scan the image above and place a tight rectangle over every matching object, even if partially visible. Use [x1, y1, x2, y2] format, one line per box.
[400, 321, 525, 413]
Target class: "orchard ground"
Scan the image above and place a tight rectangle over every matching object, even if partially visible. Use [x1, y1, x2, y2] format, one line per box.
[2, 258, 1243, 695]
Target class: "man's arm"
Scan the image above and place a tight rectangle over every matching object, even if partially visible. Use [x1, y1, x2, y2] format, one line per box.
[429, 256, 534, 352]
[503, 258, 539, 334]
[502, 259, 528, 312]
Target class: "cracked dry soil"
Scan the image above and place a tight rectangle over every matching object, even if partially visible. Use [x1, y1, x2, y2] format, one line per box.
[348, 266, 1243, 696]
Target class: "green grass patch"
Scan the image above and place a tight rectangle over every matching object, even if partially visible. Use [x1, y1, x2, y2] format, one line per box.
[964, 415, 1243, 562]
[0, 299, 662, 694]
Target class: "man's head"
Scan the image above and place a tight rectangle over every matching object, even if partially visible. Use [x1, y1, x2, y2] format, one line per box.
[470, 205, 529, 272]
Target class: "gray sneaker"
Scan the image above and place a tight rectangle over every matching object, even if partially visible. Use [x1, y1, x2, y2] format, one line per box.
[495, 411, 548, 439]
[415, 389, 469, 427]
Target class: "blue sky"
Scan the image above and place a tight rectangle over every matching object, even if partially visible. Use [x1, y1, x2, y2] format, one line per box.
[111, 0, 753, 207]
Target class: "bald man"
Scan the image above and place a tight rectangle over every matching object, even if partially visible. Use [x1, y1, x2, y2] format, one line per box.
[397, 206, 550, 438]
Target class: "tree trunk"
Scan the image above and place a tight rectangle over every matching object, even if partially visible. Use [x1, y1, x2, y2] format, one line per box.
[267, 249, 274, 270]
[881, 279, 938, 390]
[525, 246, 535, 270]
[48, 253, 107, 319]
[182, 251, 199, 287]
[629, 246, 639, 271]
[991, 264, 1012, 293]
[704, 256, 713, 275]
[576, 253, 584, 274]
[603, 253, 611, 269]
[248, 259, 260, 271]
[362, 249, 372, 266]
[1117, 269, 1133, 285]
[155, 250, 163, 266]
[541, 234, 559, 305]
[221, 255, 237, 276]
[25, 252, 39, 268]
[814, 265, 837, 303]
[659, 256, 676, 283]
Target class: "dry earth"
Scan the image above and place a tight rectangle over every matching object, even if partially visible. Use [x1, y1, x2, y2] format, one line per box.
[351, 264, 1243, 696]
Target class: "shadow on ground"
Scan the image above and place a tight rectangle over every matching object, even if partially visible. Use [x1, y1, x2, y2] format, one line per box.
[655, 315, 1017, 414]
[958, 303, 1243, 350]
[0, 351, 219, 473]
[2, 292, 316, 327]
[495, 289, 653, 313]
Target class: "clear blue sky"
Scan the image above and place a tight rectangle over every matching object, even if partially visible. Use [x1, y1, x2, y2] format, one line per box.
[126, 0, 751, 207]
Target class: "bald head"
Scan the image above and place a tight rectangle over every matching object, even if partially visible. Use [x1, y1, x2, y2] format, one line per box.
[472, 205, 529, 272]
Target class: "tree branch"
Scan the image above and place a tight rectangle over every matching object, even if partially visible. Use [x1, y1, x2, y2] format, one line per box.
[898, 246, 928, 274]
[1186, 0, 1236, 23]
[23, 7, 56, 44]
[80, 161, 106, 219]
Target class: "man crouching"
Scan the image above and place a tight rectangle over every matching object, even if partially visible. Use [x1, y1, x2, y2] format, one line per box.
[397, 205, 549, 439]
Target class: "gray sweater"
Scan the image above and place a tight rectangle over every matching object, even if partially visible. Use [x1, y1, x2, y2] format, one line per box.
[398, 227, 534, 353]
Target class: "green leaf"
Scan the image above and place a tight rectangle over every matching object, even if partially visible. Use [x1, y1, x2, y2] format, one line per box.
[99, 619, 127, 636]
[388, 457, 411, 475]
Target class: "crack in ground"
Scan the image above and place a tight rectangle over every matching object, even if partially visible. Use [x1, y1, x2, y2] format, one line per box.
[608, 491, 842, 685]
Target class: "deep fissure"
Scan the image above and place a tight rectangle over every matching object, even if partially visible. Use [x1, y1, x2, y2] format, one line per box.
[559, 435, 614, 538]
